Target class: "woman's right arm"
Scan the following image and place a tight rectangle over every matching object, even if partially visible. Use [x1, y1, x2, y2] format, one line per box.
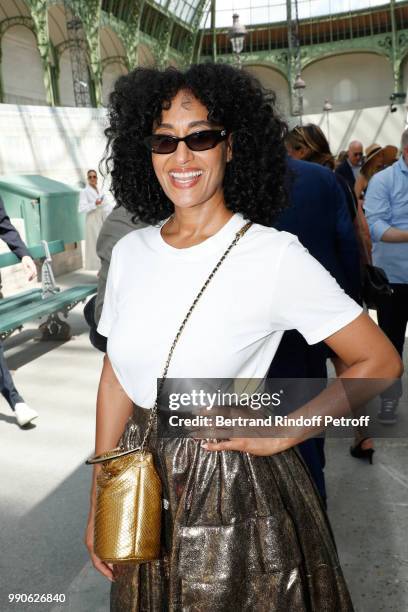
[85, 354, 134, 581]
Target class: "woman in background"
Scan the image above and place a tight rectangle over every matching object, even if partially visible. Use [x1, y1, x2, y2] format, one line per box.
[79, 169, 112, 270]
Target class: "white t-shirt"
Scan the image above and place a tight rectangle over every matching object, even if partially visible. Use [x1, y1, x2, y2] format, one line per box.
[98, 213, 362, 408]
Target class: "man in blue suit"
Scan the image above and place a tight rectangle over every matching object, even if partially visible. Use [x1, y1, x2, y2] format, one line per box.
[335, 140, 363, 190]
[268, 157, 361, 507]
[279, 158, 360, 301]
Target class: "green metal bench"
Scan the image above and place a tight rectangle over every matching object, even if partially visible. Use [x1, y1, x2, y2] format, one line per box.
[0, 240, 96, 341]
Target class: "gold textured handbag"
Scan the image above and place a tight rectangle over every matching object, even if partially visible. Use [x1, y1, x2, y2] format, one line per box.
[87, 447, 162, 563]
[86, 221, 252, 564]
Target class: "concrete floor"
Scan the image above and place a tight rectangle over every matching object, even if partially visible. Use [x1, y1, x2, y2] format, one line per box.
[0, 269, 407, 612]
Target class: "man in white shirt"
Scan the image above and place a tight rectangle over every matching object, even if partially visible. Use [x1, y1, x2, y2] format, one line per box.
[365, 128, 408, 423]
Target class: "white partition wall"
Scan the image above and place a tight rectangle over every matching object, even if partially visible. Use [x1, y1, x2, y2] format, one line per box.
[0, 100, 404, 187]
[302, 105, 406, 154]
[0, 104, 107, 188]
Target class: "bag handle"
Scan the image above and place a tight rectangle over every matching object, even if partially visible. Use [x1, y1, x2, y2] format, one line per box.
[87, 221, 253, 464]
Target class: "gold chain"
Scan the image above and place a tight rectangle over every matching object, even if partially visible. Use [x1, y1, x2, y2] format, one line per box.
[139, 221, 253, 452]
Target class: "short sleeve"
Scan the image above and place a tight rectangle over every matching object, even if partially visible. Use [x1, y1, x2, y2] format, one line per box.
[272, 237, 363, 344]
[97, 246, 118, 337]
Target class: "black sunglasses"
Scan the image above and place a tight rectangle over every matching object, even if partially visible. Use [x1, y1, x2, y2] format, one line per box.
[144, 129, 227, 154]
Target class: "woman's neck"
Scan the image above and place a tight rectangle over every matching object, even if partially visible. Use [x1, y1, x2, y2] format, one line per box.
[161, 196, 233, 249]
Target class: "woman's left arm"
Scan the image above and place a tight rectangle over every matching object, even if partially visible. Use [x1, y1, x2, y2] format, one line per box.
[204, 313, 403, 455]
[324, 311, 402, 378]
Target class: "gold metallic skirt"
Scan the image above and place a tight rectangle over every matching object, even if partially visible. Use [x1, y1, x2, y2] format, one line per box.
[110, 407, 354, 612]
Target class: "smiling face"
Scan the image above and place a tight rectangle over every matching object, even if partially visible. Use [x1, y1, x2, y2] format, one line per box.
[151, 90, 232, 211]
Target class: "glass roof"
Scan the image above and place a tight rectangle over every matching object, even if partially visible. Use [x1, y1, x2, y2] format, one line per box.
[154, 0, 203, 24]
[205, 0, 404, 28]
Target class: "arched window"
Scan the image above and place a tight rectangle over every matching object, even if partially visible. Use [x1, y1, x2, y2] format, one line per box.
[58, 48, 76, 106]
[2, 25, 47, 105]
[302, 53, 393, 113]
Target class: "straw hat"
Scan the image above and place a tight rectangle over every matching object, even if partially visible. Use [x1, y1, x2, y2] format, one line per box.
[361, 143, 398, 173]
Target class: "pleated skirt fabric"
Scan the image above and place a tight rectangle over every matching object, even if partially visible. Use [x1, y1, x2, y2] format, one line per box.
[110, 407, 354, 612]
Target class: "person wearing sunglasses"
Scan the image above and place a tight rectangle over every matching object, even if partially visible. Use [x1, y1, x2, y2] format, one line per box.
[78, 169, 112, 270]
[335, 140, 364, 191]
[85, 64, 401, 611]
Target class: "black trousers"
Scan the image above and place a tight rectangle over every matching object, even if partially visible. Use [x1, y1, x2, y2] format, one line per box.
[376, 283, 408, 401]
[0, 342, 23, 410]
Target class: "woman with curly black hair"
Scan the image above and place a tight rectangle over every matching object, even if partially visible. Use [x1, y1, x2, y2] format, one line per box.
[85, 63, 401, 611]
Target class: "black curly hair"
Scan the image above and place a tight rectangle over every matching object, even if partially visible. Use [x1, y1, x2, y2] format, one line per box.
[102, 62, 288, 226]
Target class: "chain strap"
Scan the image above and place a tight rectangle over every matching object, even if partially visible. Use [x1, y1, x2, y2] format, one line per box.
[138, 221, 253, 452]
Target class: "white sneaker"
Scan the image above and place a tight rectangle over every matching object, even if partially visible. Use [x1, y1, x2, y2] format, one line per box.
[14, 403, 38, 427]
